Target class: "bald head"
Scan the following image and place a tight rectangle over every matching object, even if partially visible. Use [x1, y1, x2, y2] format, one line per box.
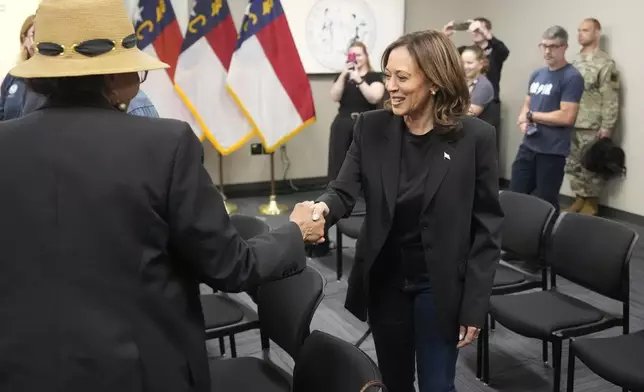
[578, 18, 601, 47]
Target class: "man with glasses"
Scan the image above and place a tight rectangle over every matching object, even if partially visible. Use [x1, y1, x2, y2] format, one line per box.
[509, 26, 584, 211]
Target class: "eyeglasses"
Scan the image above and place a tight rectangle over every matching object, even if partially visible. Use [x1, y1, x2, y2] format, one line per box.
[538, 43, 564, 51]
[138, 71, 148, 84]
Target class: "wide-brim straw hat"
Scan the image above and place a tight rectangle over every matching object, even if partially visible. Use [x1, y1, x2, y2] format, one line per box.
[10, 0, 168, 78]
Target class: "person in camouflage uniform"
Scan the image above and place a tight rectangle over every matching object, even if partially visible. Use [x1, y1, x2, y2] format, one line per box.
[565, 18, 620, 216]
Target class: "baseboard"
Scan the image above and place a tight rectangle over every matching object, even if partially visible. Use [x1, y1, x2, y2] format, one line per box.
[223, 176, 328, 199]
[501, 177, 644, 226]
[558, 194, 644, 226]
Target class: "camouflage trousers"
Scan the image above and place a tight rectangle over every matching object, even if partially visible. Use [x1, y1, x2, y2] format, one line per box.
[565, 129, 604, 198]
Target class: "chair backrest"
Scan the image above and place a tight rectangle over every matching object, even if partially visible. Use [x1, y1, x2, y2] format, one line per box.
[548, 212, 638, 302]
[229, 214, 270, 240]
[499, 190, 556, 263]
[257, 266, 325, 359]
[292, 330, 383, 392]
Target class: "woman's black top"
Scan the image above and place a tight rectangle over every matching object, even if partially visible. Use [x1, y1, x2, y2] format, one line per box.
[379, 128, 434, 287]
[336, 71, 382, 116]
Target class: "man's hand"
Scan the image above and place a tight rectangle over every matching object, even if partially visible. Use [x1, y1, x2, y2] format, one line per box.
[457, 325, 480, 348]
[289, 202, 325, 244]
[519, 122, 529, 133]
[598, 129, 611, 139]
[442, 20, 455, 36]
[310, 202, 329, 222]
[517, 112, 528, 124]
[468, 20, 492, 40]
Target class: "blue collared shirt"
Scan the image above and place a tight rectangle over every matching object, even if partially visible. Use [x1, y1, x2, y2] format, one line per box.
[127, 90, 159, 118]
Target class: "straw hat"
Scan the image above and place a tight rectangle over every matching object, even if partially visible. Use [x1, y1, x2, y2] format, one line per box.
[10, 0, 168, 78]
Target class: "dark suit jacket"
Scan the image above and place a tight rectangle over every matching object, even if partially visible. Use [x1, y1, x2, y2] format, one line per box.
[0, 102, 306, 392]
[318, 109, 503, 340]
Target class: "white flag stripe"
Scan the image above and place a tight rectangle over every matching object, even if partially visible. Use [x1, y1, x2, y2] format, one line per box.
[140, 46, 201, 138]
[226, 36, 307, 150]
[175, 38, 253, 153]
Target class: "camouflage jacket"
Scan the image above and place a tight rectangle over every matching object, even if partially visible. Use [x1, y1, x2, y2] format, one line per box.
[572, 49, 620, 131]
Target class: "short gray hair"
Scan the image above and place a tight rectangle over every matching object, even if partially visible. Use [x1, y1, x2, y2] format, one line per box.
[542, 25, 568, 44]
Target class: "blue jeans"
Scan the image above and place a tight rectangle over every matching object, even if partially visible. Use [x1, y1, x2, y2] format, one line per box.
[368, 282, 458, 392]
[510, 144, 566, 212]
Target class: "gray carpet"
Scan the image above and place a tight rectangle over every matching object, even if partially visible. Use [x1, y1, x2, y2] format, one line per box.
[207, 190, 643, 392]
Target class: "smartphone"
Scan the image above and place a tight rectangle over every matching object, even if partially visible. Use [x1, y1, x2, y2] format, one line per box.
[347, 52, 357, 63]
[526, 124, 538, 136]
[453, 21, 471, 31]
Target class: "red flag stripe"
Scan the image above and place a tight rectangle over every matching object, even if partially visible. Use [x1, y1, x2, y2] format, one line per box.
[153, 19, 183, 81]
[254, 14, 315, 122]
[205, 15, 238, 71]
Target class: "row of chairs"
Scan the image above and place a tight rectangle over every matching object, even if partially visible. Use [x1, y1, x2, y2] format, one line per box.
[199, 214, 385, 391]
[335, 190, 644, 391]
[478, 191, 643, 392]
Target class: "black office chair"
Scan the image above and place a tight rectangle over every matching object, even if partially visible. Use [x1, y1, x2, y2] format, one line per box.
[484, 212, 637, 392]
[292, 330, 384, 392]
[334, 198, 366, 281]
[477, 191, 556, 379]
[567, 329, 644, 391]
[208, 266, 326, 392]
[201, 214, 270, 357]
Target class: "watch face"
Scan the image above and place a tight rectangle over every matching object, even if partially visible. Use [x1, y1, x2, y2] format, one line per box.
[305, 0, 376, 71]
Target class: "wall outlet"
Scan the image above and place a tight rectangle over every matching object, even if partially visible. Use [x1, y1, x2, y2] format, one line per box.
[250, 143, 268, 155]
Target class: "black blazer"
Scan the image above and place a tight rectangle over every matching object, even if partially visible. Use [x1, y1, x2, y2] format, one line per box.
[318, 109, 503, 340]
[0, 102, 306, 392]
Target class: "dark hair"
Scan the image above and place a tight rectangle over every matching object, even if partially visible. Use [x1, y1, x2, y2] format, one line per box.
[474, 17, 492, 30]
[26, 75, 111, 104]
[381, 30, 470, 131]
[457, 45, 467, 54]
[461, 45, 489, 74]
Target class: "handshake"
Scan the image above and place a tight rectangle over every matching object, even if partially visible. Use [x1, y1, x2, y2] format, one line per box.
[289, 201, 329, 244]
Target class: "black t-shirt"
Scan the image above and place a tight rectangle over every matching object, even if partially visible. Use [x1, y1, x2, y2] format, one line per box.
[379, 129, 434, 286]
[336, 71, 382, 115]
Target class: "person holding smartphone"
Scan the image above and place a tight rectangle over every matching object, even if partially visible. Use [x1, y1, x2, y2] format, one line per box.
[443, 18, 509, 101]
[317, 41, 384, 257]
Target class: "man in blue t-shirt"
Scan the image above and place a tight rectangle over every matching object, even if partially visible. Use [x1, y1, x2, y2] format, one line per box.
[509, 26, 584, 211]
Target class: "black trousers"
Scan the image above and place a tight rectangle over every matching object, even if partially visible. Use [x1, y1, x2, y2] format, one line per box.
[368, 281, 458, 392]
[327, 114, 356, 181]
[510, 144, 566, 212]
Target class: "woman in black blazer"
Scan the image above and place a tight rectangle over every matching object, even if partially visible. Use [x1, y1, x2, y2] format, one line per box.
[309, 31, 503, 392]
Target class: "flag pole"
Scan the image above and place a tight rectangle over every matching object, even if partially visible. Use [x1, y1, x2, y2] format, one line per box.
[259, 152, 288, 215]
[218, 153, 238, 214]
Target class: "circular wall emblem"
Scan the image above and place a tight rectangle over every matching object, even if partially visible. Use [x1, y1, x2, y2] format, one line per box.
[305, 0, 377, 72]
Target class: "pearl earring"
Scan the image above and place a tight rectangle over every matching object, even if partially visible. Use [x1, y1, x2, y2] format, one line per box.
[118, 103, 127, 111]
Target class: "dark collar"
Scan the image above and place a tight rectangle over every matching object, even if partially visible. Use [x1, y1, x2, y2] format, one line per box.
[37, 97, 118, 112]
